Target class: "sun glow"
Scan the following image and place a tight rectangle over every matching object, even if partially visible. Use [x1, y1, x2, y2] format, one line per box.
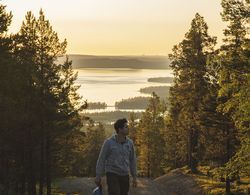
[3, 0, 226, 55]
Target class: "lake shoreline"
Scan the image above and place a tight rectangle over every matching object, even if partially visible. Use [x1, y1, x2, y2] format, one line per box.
[74, 68, 173, 108]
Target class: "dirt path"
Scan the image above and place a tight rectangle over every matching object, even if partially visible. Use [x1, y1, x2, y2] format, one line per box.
[56, 169, 202, 195]
[154, 169, 202, 195]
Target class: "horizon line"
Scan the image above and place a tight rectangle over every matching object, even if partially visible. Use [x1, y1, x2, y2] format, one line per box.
[65, 53, 169, 57]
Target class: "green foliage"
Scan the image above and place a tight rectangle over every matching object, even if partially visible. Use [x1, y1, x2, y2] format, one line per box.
[215, 1, 250, 187]
[0, 4, 12, 34]
[0, 1, 249, 194]
[136, 93, 167, 178]
[189, 166, 250, 194]
[72, 120, 106, 177]
[0, 7, 85, 194]
[167, 13, 217, 172]
[128, 112, 138, 145]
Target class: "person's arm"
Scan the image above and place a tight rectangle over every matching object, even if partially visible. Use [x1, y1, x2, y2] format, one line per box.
[95, 140, 109, 186]
[129, 142, 137, 187]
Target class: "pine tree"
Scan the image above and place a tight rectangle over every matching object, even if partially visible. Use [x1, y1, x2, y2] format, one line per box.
[216, 1, 250, 193]
[80, 120, 106, 176]
[9, 9, 85, 195]
[168, 13, 217, 172]
[128, 112, 138, 145]
[0, 4, 15, 194]
[137, 93, 166, 178]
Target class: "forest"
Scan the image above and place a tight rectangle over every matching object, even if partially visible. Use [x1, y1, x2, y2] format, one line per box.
[139, 86, 170, 99]
[86, 102, 107, 110]
[0, 0, 249, 194]
[115, 96, 151, 109]
[147, 77, 174, 83]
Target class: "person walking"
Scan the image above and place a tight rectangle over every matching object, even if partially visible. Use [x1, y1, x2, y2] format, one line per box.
[95, 118, 137, 195]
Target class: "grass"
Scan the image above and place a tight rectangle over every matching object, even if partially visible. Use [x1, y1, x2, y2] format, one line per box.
[180, 166, 250, 194]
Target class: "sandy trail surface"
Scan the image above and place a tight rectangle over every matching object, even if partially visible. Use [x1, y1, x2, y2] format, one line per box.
[56, 169, 202, 195]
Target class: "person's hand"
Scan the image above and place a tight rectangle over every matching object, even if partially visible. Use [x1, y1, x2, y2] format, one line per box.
[132, 177, 137, 188]
[95, 176, 102, 186]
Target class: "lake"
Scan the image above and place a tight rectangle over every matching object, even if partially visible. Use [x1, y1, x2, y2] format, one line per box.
[75, 68, 173, 112]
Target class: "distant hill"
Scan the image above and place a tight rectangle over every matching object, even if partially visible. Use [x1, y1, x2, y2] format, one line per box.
[57, 54, 170, 69]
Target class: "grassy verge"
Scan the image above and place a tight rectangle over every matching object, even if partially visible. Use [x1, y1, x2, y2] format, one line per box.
[180, 166, 249, 194]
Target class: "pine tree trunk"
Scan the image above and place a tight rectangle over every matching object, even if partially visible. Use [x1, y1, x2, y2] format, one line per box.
[188, 129, 198, 173]
[225, 177, 231, 195]
[225, 129, 231, 195]
[31, 178, 37, 195]
[31, 153, 37, 195]
[29, 148, 36, 195]
[28, 146, 32, 195]
[15, 181, 19, 195]
[147, 141, 150, 178]
[3, 158, 9, 195]
[6, 163, 9, 195]
[20, 149, 26, 195]
[192, 129, 198, 173]
[188, 130, 193, 170]
[46, 134, 51, 195]
[21, 174, 25, 195]
[39, 139, 44, 195]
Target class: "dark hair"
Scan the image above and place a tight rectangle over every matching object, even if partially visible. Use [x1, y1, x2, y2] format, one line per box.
[114, 118, 128, 133]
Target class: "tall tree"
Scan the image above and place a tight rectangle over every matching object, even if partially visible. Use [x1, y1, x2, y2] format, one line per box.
[137, 93, 166, 178]
[9, 9, 85, 195]
[16, 10, 68, 195]
[128, 112, 138, 145]
[0, 4, 14, 195]
[168, 13, 216, 172]
[216, 1, 250, 193]
[80, 120, 106, 176]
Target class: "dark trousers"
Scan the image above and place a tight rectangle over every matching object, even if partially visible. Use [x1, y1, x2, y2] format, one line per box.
[106, 172, 129, 195]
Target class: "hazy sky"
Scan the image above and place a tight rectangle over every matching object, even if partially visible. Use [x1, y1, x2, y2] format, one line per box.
[2, 0, 227, 55]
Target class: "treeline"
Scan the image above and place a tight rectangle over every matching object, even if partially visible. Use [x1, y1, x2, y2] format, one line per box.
[115, 96, 150, 109]
[72, 119, 106, 177]
[87, 102, 107, 109]
[139, 86, 170, 99]
[0, 5, 106, 195]
[114, 87, 170, 110]
[133, 1, 249, 194]
[85, 111, 142, 124]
